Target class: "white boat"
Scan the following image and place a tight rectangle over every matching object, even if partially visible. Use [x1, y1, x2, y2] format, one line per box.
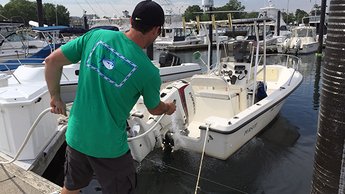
[154, 26, 203, 50]
[0, 62, 78, 174]
[0, 52, 202, 173]
[153, 51, 202, 83]
[0, 25, 48, 59]
[126, 18, 303, 161]
[259, 1, 292, 53]
[280, 25, 318, 54]
[88, 17, 131, 32]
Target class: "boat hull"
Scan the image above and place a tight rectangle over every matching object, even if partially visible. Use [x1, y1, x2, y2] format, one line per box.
[180, 100, 284, 160]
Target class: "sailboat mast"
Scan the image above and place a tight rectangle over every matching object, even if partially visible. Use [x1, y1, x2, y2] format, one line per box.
[36, 0, 44, 27]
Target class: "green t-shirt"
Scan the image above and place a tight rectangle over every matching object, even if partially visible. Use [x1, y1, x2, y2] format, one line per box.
[61, 29, 161, 158]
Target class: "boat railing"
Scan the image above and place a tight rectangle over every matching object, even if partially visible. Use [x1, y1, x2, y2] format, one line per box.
[258, 53, 301, 86]
[259, 54, 301, 70]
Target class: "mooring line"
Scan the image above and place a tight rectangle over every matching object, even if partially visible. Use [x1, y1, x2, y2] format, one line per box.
[194, 123, 210, 194]
[143, 158, 248, 194]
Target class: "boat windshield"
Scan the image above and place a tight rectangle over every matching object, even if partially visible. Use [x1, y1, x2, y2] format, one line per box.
[6, 33, 36, 42]
[293, 28, 314, 38]
[221, 40, 253, 63]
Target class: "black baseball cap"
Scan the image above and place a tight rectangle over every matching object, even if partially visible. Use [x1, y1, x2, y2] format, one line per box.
[132, 0, 165, 26]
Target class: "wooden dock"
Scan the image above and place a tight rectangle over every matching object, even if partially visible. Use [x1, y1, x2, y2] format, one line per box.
[0, 157, 61, 194]
[0, 157, 61, 193]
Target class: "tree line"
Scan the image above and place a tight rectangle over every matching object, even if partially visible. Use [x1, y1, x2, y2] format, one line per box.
[0, 0, 69, 26]
[0, 0, 316, 27]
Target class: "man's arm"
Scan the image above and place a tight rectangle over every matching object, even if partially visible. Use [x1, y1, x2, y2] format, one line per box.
[44, 48, 73, 116]
[148, 101, 176, 115]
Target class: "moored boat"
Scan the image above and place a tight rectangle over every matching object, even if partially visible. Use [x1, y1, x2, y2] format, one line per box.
[126, 18, 303, 161]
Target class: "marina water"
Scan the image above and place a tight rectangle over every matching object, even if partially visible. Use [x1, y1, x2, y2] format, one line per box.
[43, 50, 320, 194]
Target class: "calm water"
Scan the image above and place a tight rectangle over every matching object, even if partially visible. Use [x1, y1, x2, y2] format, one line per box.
[43, 50, 321, 194]
[136, 51, 320, 194]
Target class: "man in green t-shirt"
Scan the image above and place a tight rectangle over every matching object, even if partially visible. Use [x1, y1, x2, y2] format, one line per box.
[45, 1, 176, 193]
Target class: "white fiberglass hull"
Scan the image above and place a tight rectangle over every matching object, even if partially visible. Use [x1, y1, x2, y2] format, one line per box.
[179, 97, 285, 160]
[128, 61, 303, 162]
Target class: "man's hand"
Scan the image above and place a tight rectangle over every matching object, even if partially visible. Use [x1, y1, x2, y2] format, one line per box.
[148, 100, 176, 115]
[164, 101, 176, 115]
[50, 96, 67, 116]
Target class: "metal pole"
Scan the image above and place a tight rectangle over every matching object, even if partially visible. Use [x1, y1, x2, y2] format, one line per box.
[55, 4, 58, 26]
[83, 10, 89, 30]
[147, 44, 154, 60]
[311, 0, 345, 193]
[277, 10, 281, 36]
[208, 7, 213, 67]
[317, 0, 327, 55]
[36, 0, 44, 27]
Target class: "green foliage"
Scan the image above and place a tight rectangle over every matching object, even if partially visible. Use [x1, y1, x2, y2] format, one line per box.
[244, 12, 259, 19]
[282, 12, 295, 25]
[0, 0, 69, 26]
[183, 5, 202, 22]
[295, 9, 308, 24]
[1, 0, 37, 24]
[184, 0, 246, 21]
[43, 3, 70, 26]
[223, 0, 245, 19]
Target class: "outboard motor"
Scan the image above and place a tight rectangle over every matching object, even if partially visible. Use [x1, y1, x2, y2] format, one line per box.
[127, 80, 195, 161]
[159, 80, 195, 150]
[159, 51, 182, 67]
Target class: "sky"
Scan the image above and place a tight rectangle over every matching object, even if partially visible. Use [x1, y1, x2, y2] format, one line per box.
[0, 0, 324, 17]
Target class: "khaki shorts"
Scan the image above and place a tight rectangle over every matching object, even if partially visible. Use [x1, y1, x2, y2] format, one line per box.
[64, 145, 136, 194]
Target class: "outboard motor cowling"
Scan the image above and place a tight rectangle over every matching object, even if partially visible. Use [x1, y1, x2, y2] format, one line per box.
[159, 51, 182, 67]
[159, 80, 195, 150]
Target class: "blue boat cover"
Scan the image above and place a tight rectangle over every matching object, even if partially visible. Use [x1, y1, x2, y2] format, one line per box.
[0, 43, 63, 71]
[32, 26, 69, 32]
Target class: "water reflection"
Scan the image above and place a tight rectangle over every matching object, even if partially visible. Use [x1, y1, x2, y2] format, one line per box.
[258, 115, 300, 147]
[313, 57, 322, 110]
[136, 113, 303, 194]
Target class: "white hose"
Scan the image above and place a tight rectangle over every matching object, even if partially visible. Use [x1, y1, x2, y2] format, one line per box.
[127, 114, 165, 142]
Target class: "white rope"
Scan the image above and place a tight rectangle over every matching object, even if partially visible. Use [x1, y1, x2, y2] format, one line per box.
[194, 123, 211, 194]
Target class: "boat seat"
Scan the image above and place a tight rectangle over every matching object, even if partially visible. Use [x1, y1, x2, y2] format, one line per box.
[190, 75, 243, 99]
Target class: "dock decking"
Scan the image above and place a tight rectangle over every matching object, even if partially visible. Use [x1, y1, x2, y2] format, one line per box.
[0, 156, 61, 194]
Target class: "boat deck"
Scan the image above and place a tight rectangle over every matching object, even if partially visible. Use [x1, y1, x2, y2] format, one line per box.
[0, 156, 61, 193]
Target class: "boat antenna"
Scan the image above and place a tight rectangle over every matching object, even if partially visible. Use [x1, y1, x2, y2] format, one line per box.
[201, 0, 214, 70]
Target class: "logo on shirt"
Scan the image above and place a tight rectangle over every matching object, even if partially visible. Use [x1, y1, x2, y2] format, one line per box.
[86, 41, 137, 88]
[102, 59, 115, 70]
